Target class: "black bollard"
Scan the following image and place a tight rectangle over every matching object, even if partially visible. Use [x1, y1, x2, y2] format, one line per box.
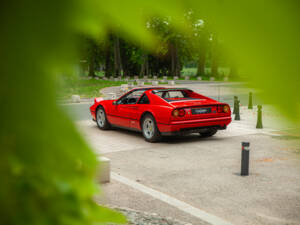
[241, 142, 250, 176]
[233, 96, 238, 114]
[248, 92, 253, 109]
[256, 105, 263, 129]
[234, 99, 240, 120]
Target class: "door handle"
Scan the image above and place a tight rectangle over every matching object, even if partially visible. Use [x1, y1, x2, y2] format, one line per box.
[127, 106, 139, 110]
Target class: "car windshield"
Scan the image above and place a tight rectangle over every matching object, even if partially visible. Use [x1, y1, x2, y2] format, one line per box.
[154, 90, 201, 102]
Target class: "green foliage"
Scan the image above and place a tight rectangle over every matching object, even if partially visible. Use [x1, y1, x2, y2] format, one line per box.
[0, 0, 299, 225]
[0, 1, 127, 225]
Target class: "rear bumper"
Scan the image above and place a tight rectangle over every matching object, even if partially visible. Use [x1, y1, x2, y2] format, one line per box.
[158, 116, 231, 136]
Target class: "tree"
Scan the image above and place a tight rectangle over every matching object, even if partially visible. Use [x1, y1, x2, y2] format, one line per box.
[88, 43, 96, 77]
[104, 35, 114, 77]
[140, 53, 149, 77]
[83, 38, 106, 78]
[196, 24, 209, 76]
[113, 35, 122, 77]
[210, 33, 219, 78]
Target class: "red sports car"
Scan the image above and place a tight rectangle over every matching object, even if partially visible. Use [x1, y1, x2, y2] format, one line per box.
[90, 87, 231, 142]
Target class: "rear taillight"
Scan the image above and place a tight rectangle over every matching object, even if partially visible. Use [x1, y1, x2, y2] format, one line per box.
[172, 109, 185, 117]
[223, 105, 230, 113]
[172, 109, 179, 117]
[217, 105, 230, 113]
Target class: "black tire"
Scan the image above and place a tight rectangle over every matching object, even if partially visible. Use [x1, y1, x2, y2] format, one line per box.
[141, 114, 162, 143]
[199, 127, 218, 138]
[96, 106, 111, 130]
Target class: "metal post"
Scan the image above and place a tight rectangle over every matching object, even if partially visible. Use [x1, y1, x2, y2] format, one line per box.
[234, 99, 240, 120]
[256, 105, 263, 129]
[233, 96, 238, 114]
[248, 92, 253, 109]
[241, 142, 250, 176]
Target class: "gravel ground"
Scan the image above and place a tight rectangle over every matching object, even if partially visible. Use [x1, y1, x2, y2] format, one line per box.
[111, 207, 192, 225]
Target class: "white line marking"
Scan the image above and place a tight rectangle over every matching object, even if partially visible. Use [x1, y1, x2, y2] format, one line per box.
[111, 172, 234, 225]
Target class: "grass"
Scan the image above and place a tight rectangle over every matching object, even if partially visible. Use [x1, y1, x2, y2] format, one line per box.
[58, 76, 126, 99]
[83, 71, 105, 77]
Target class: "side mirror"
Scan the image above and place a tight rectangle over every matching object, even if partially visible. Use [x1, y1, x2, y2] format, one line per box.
[112, 101, 118, 105]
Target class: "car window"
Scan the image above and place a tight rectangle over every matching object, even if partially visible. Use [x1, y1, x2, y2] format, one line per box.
[168, 91, 185, 98]
[117, 90, 145, 104]
[153, 90, 200, 102]
[157, 90, 187, 98]
[138, 94, 150, 104]
[156, 92, 163, 97]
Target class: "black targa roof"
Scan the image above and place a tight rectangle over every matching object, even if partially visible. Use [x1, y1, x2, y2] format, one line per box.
[152, 88, 193, 93]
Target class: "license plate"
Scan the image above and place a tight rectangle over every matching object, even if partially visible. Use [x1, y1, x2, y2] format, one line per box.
[191, 107, 211, 115]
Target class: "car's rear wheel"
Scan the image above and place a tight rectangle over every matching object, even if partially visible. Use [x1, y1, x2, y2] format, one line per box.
[96, 106, 111, 130]
[199, 127, 218, 138]
[142, 114, 161, 142]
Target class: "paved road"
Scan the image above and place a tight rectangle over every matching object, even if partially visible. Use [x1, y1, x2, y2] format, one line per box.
[77, 117, 300, 225]
[61, 82, 300, 225]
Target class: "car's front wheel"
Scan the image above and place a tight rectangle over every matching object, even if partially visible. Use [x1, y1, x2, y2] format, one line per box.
[96, 106, 111, 130]
[199, 127, 218, 138]
[141, 114, 161, 142]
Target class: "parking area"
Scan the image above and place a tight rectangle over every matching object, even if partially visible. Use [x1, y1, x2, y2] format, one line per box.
[63, 83, 300, 225]
[75, 115, 300, 225]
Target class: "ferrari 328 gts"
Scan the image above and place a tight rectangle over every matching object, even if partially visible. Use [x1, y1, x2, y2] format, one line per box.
[90, 87, 231, 142]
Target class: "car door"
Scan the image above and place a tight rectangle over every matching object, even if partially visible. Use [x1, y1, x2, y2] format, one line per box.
[108, 103, 130, 128]
[128, 93, 150, 130]
[112, 90, 145, 128]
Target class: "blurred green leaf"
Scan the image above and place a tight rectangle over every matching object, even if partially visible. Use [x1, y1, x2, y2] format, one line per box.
[0, 1, 299, 225]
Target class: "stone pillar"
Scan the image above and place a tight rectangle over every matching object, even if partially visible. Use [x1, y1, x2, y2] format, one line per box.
[71, 95, 80, 103]
[168, 80, 175, 86]
[96, 157, 110, 183]
[152, 81, 159, 86]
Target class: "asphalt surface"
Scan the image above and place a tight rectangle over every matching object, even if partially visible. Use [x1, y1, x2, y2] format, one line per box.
[76, 116, 300, 225]
[61, 82, 300, 225]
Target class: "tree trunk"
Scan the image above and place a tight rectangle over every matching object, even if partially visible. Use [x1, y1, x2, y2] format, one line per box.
[211, 34, 218, 78]
[170, 42, 180, 77]
[175, 43, 180, 77]
[197, 49, 206, 76]
[140, 53, 149, 77]
[113, 36, 122, 77]
[104, 36, 113, 77]
[88, 52, 95, 77]
[170, 43, 175, 76]
[145, 54, 149, 75]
